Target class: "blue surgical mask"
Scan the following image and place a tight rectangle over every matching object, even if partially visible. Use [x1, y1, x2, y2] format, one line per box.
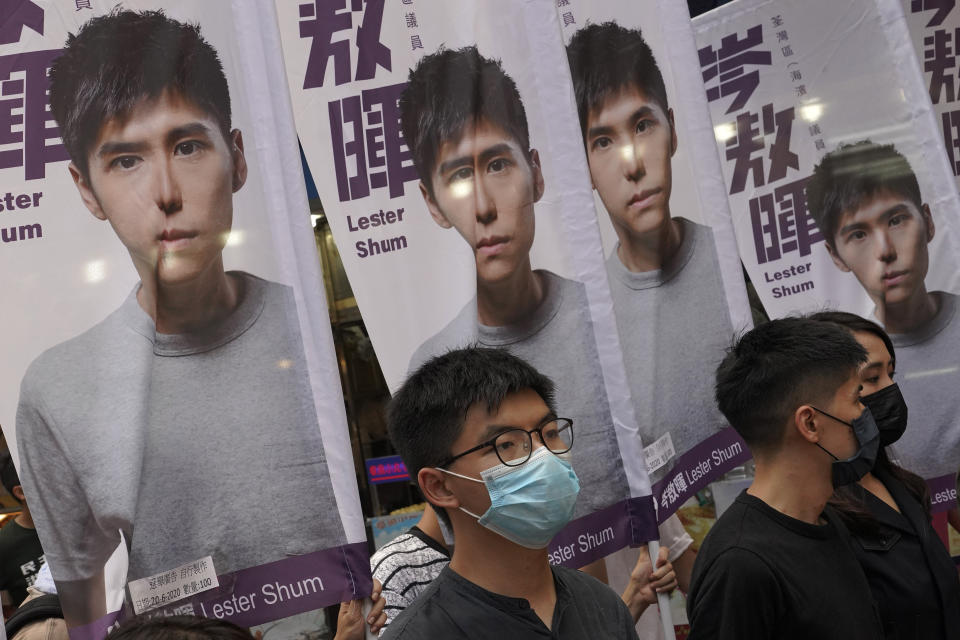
[439, 447, 581, 549]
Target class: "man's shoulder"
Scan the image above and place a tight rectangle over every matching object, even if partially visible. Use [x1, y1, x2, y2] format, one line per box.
[407, 298, 477, 374]
[371, 531, 449, 584]
[553, 565, 623, 604]
[379, 567, 461, 640]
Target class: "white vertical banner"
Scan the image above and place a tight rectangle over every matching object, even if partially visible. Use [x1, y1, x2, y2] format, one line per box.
[694, 0, 960, 510]
[278, 0, 660, 569]
[0, 1, 369, 637]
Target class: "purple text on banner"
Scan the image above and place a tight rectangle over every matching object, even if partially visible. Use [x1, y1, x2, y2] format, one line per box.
[651, 427, 751, 522]
[68, 543, 372, 640]
[548, 496, 658, 569]
[928, 472, 958, 513]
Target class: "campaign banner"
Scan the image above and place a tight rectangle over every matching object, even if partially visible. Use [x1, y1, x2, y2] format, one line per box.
[555, 0, 754, 520]
[694, 0, 960, 510]
[0, 1, 368, 636]
[278, 0, 659, 566]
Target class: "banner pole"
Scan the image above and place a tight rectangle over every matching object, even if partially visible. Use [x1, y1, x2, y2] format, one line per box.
[646, 540, 677, 640]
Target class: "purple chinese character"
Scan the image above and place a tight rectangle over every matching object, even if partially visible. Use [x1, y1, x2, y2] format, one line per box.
[75, 0, 92, 10]
[562, 11, 576, 27]
[794, 84, 806, 97]
[725, 104, 798, 195]
[405, 12, 418, 28]
[355, 0, 391, 82]
[699, 25, 772, 114]
[781, 45, 793, 57]
[924, 28, 959, 104]
[771, 15, 784, 27]
[941, 109, 960, 175]
[411, 34, 423, 50]
[328, 82, 418, 201]
[556, 0, 570, 5]
[0, 49, 70, 180]
[750, 176, 821, 264]
[911, 0, 956, 28]
[299, 0, 353, 88]
[790, 69, 802, 81]
[0, 0, 44, 45]
[776, 30, 788, 42]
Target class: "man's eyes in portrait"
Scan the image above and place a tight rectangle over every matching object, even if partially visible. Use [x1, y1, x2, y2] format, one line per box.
[448, 166, 474, 184]
[888, 213, 909, 229]
[486, 157, 513, 174]
[635, 117, 657, 135]
[109, 155, 141, 171]
[174, 139, 208, 158]
[590, 136, 613, 152]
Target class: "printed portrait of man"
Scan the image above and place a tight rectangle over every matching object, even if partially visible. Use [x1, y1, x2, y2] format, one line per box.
[807, 140, 959, 482]
[400, 46, 631, 520]
[14, 9, 345, 626]
[566, 21, 737, 484]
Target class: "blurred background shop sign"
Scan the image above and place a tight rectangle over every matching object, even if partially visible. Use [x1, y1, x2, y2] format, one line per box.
[365, 455, 410, 485]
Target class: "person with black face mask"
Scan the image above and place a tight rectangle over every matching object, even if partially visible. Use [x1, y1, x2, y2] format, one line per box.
[687, 317, 883, 640]
[812, 311, 960, 640]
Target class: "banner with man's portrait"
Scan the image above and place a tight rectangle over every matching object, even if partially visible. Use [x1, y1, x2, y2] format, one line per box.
[278, 0, 665, 569]
[694, 0, 960, 517]
[0, 1, 369, 636]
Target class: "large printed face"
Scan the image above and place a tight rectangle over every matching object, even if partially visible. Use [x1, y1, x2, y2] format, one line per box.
[421, 119, 544, 285]
[71, 91, 247, 288]
[828, 191, 935, 308]
[585, 86, 676, 240]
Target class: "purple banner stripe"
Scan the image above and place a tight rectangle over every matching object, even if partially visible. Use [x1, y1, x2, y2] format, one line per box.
[651, 428, 751, 522]
[68, 543, 372, 640]
[548, 496, 658, 568]
[927, 473, 958, 513]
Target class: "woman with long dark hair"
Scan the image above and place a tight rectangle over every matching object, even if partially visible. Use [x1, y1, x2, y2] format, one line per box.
[811, 311, 960, 640]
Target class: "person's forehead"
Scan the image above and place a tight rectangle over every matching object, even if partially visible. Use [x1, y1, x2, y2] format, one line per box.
[457, 389, 549, 443]
[91, 91, 220, 149]
[853, 331, 890, 363]
[837, 189, 920, 225]
[434, 119, 525, 164]
[587, 85, 666, 126]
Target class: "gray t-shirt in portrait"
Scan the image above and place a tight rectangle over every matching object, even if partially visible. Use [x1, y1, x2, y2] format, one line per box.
[409, 270, 631, 518]
[606, 217, 736, 485]
[16, 271, 346, 583]
[889, 291, 960, 481]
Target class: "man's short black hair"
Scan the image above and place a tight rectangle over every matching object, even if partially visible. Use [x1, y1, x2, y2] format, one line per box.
[49, 9, 232, 179]
[107, 615, 252, 640]
[388, 347, 556, 504]
[1, 453, 20, 499]
[808, 310, 896, 371]
[399, 46, 530, 197]
[715, 317, 867, 452]
[566, 21, 670, 139]
[807, 141, 923, 248]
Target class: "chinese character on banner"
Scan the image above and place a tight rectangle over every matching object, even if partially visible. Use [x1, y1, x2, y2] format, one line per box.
[75, 0, 92, 10]
[699, 25, 772, 114]
[562, 11, 576, 27]
[0, 0, 44, 45]
[942, 109, 960, 175]
[911, 0, 956, 28]
[924, 28, 959, 104]
[0, 49, 70, 180]
[749, 176, 823, 265]
[328, 82, 418, 201]
[725, 103, 799, 195]
[299, 0, 391, 89]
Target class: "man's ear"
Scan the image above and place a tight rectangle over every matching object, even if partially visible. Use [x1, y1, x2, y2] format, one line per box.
[668, 108, 678, 157]
[921, 203, 936, 243]
[230, 129, 248, 192]
[825, 241, 851, 273]
[793, 405, 821, 444]
[420, 181, 452, 229]
[418, 468, 460, 512]
[529, 148, 545, 203]
[12, 485, 25, 502]
[69, 163, 107, 221]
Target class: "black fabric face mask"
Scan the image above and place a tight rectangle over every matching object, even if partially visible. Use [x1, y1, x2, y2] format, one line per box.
[812, 406, 881, 487]
[861, 383, 908, 447]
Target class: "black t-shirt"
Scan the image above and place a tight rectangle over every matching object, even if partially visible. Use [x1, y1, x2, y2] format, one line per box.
[380, 564, 638, 640]
[687, 491, 883, 640]
[0, 519, 45, 607]
[846, 469, 960, 640]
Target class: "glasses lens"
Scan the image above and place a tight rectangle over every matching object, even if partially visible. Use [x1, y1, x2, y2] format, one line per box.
[494, 428, 533, 466]
[542, 418, 574, 454]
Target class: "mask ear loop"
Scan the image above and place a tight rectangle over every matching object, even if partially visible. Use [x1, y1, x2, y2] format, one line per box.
[435, 467, 485, 519]
[808, 406, 847, 461]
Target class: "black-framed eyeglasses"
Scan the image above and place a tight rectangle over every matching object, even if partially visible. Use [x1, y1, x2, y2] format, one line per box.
[439, 418, 574, 468]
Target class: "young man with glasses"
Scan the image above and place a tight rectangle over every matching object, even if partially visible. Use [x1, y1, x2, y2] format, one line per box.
[382, 347, 645, 639]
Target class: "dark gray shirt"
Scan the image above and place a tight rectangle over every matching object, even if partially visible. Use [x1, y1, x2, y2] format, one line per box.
[381, 565, 639, 640]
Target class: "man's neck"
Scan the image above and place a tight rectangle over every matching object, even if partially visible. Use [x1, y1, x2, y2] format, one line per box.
[416, 507, 447, 551]
[14, 506, 35, 529]
[448, 524, 557, 628]
[875, 287, 939, 335]
[747, 456, 833, 525]
[616, 216, 684, 273]
[137, 262, 240, 334]
[476, 266, 544, 327]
